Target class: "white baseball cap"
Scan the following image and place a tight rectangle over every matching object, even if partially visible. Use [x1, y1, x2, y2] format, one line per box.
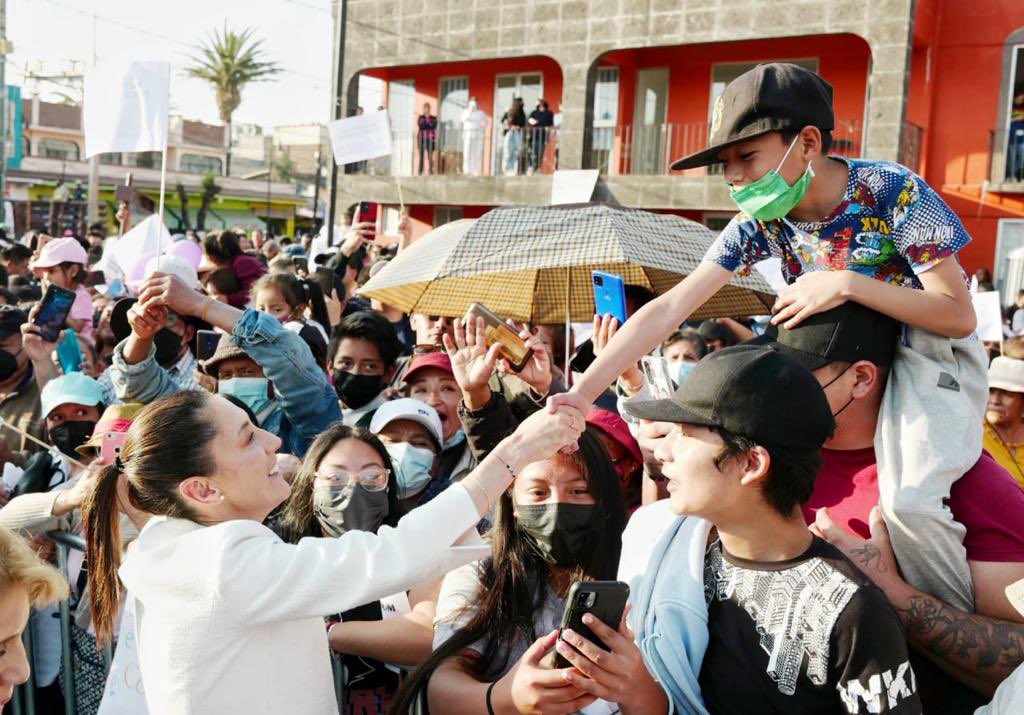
[369, 398, 444, 448]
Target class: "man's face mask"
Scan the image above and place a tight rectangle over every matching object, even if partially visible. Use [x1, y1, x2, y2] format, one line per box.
[332, 371, 383, 410]
[0, 347, 22, 382]
[50, 420, 96, 458]
[729, 135, 814, 221]
[670, 360, 697, 388]
[218, 377, 275, 419]
[153, 329, 183, 366]
[516, 502, 595, 567]
[314, 482, 389, 537]
[383, 442, 435, 500]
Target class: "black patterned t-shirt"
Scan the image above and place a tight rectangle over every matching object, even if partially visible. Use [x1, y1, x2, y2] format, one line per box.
[698, 535, 921, 714]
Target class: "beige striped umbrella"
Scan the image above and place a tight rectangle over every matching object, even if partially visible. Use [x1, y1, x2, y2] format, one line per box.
[358, 203, 775, 325]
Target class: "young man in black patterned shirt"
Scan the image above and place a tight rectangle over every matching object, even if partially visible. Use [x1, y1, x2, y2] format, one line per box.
[614, 345, 922, 714]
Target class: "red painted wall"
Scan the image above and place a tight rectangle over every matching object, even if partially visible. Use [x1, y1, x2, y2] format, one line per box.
[907, 0, 1024, 275]
[597, 33, 872, 163]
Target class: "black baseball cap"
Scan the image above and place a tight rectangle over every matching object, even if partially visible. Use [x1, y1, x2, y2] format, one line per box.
[0, 306, 27, 339]
[671, 63, 835, 170]
[624, 344, 834, 450]
[751, 302, 900, 372]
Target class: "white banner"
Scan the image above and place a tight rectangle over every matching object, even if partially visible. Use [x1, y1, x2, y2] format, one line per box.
[328, 110, 393, 166]
[84, 61, 170, 158]
[973, 290, 1004, 342]
[98, 215, 173, 285]
[550, 169, 599, 205]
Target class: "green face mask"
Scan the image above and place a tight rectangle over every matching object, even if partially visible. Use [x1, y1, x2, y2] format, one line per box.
[729, 136, 814, 221]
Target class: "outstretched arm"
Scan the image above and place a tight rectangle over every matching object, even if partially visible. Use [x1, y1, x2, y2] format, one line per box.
[560, 262, 733, 407]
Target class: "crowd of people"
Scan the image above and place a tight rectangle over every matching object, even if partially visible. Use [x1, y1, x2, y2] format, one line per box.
[0, 61, 1023, 715]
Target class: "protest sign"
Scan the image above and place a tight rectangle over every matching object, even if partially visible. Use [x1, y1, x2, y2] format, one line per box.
[84, 62, 171, 158]
[551, 170, 599, 205]
[328, 110, 393, 166]
[973, 290, 1003, 342]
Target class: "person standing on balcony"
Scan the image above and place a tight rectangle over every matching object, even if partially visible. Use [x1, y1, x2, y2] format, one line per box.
[527, 99, 554, 175]
[1008, 93, 1024, 182]
[501, 97, 526, 176]
[418, 103, 438, 175]
[461, 97, 489, 177]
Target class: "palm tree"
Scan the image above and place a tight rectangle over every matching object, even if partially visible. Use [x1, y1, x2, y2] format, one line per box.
[185, 26, 280, 176]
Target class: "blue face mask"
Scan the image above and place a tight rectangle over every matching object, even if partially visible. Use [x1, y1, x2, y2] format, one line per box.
[443, 429, 466, 451]
[219, 377, 275, 420]
[384, 442, 436, 500]
[670, 360, 697, 388]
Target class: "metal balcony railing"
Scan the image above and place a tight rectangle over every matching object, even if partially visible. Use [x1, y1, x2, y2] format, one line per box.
[344, 125, 559, 178]
[584, 118, 865, 176]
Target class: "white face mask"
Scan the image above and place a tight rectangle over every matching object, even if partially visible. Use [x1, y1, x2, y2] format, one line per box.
[443, 429, 466, 451]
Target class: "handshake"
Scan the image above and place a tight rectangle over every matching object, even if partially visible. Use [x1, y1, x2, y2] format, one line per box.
[498, 393, 593, 469]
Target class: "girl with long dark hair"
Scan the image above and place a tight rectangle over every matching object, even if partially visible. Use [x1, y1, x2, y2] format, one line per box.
[276, 423, 444, 714]
[391, 429, 628, 714]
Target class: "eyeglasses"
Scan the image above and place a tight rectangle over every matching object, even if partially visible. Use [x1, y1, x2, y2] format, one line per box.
[314, 466, 390, 492]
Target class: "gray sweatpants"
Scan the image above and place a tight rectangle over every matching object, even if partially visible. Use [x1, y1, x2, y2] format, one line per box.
[874, 326, 988, 613]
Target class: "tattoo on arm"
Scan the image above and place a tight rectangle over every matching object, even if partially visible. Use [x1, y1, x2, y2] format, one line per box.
[850, 543, 887, 573]
[898, 595, 1024, 676]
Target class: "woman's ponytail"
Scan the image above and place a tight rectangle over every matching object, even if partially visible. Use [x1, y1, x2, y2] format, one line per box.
[82, 462, 125, 647]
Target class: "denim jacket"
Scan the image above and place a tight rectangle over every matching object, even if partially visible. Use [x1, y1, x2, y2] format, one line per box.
[618, 500, 711, 715]
[112, 309, 340, 457]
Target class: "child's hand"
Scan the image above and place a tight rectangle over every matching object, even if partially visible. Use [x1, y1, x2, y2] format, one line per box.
[771, 271, 853, 329]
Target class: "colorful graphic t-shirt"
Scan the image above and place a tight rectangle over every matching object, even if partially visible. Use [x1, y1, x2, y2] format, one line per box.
[704, 158, 971, 289]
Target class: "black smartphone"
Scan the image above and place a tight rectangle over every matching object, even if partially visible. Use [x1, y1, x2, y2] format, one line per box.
[196, 329, 221, 361]
[34, 285, 77, 343]
[553, 581, 630, 669]
[313, 267, 335, 297]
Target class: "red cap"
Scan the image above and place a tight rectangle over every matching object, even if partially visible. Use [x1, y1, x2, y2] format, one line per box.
[404, 351, 454, 383]
[586, 408, 642, 464]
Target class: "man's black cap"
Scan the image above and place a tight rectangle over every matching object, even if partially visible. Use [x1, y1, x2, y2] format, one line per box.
[624, 344, 834, 450]
[752, 302, 900, 372]
[671, 63, 835, 170]
[110, 297, 210, 350]
[0, 306, 27, 339]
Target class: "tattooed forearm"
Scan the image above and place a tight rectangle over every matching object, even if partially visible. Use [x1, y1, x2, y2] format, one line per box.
[850, 543, 888, 573]
[896, 594, 1024, 685]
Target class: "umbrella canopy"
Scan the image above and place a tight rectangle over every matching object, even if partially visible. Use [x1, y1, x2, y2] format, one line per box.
[359, 203, 775, 324]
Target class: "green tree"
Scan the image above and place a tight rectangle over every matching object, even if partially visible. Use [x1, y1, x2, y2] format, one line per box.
[273, 150, 295, 183]
[185, 26, 280, 177]
[195, 171, 222, 231]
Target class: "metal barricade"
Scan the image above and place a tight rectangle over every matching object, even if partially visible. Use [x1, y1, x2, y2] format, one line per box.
[11, 531, 111, 715]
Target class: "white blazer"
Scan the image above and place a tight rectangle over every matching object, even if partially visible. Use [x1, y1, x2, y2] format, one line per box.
[118, 484, 486, 715]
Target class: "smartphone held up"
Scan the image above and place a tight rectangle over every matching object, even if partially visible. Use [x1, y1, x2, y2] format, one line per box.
[465, 303, 533, 372]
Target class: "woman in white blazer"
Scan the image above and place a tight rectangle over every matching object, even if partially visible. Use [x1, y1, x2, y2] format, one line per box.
[82, 386, 584, 715]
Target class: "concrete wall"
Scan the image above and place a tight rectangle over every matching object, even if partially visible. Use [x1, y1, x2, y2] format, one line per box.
[335, 0, 915, 214]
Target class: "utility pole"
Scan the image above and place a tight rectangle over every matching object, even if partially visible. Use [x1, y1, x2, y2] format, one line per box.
[86, 11, 100, 229]
[0, 0, 9, 226]
[312, 148, 322, 233]
[326, 0, 347, 247]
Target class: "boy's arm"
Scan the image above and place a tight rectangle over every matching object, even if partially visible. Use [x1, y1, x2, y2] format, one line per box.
[772, 258, 976, 338]
[559, 262, 733, 406]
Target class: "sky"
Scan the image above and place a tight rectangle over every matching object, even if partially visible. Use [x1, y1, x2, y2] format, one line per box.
[7, 0, 335, 129]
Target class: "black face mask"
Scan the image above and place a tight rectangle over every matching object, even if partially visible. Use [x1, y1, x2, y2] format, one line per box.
[154, 329, 183, 366]
[50, 421, 97, 458]
[332, 370, 383, 409]
[516, 503, 596, 567]
[314, 483, 389, 537]
[0, 348, 22, 382]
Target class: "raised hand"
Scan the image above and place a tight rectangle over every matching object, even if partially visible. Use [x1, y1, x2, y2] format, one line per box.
[137, 273, 206, 318]
[20, 307, 58, 363]
[499, 322, 553, 397]
[592, 314, 643, 393]
[126, 302, 168, 342]
[443, 317, 501, 408]
[503, 402, 586, 469]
